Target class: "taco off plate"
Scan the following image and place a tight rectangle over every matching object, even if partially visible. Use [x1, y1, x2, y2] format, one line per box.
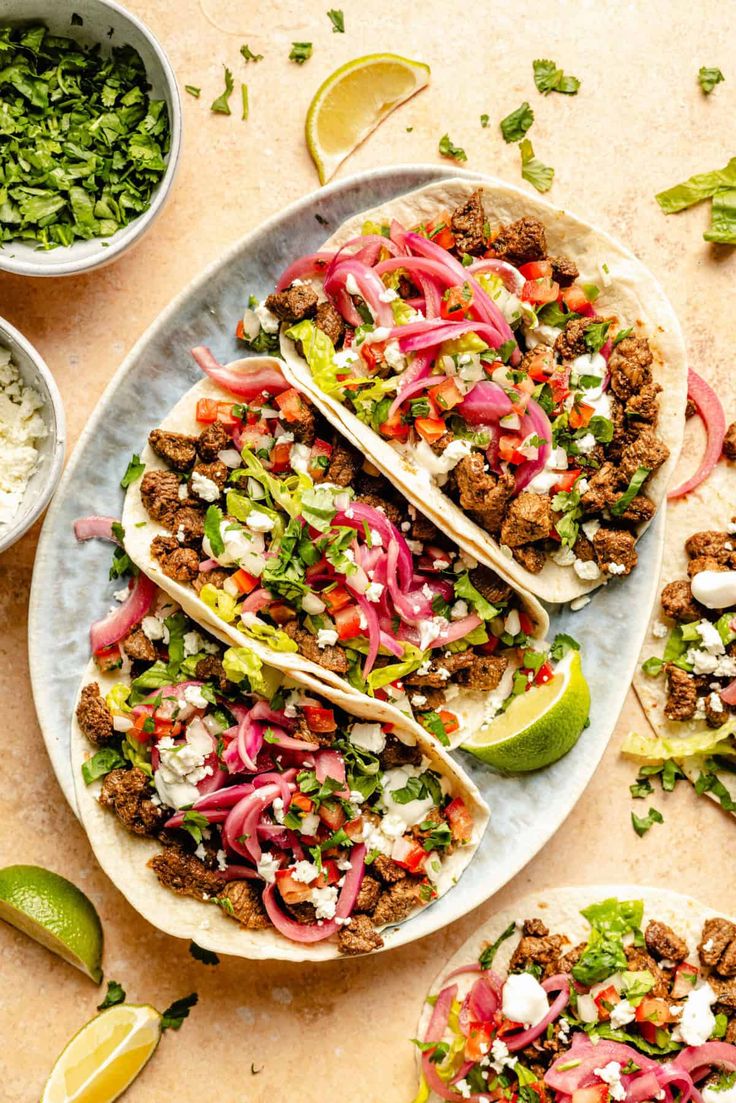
[29, 165, 665, 954]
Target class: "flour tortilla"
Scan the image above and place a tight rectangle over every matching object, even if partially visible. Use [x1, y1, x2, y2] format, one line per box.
[71, 646, 489, 963]
[632, 460, 736, 813]
[415, 883, 722, 1097]
[122, 357, 550, 750]
[278, 176, 687, 605]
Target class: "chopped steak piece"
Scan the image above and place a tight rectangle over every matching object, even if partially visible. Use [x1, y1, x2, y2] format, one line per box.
[372, 880, 422, 925]
[699, 918, 736, 968]
[685, 531, 735, 562]
[326, 438, 361, 486]
[354, 875, 382, 915]
[724, 423, 736, 461]
[558, 942, 586, 974]
[196, 421, 230, 462]
[171, 505, 205, 546]
[122, 628, 157, 663]
[661, 579, 702, 622]
[688, 556, 730, 578]
[645, 920, 688, 962]
[491, 217, 547, 266]
[625, 946, 669, 997]
[378, 734, 422, 770]
[705, 693, 729, 728]
[579, 463, 620, 515]
[284, 621, 349, 674]
[148, 429, 198, 472]
[404, 651, 474, 687]
[686, 398, 697, 419]
[372, 853, 407, 884]
[408, 505, 442, 543]
[287, 398, 316, 446]
[717, 939, 736, 978]
[554, 316, 600, 362]
[664, 663, 698, 722]
[192, 567, 229, 594]
[140, 469, 184, 525]
[450, 189, 486, 255]
[500, 492, 552, 548]
[614, 495, 656, 526]
[619, 429, 670, 482]
[470, 565, 512, 606]
[151, 536, 200, 583]
[222, 880, 270, 928]
[548, 255, 579, 287]
[189, 461, 228, 498]
[314, 300, 345, 347]
[711, 977, 736, 1013]
[573, 532, 595, 562]
[626, 382, 661, 423]
[608, 336, 654, 401]
[195, 655, 229, 691]
[415, 686, 447, 710]
[510, 933, 566, 976]
[727, 1019, 736, 1045]
[337, 913, 384, 955]
[149, 845, 224, 899]
[523, 918, 550, 937]
[592, 527, 637, 576]
[513, 544, 546, 573]
[100, 767, 166, 836]
[264, 283, 318, 323]
[455, 455, 515, 534]
[76, 683, 114, 746]
[455, 654, 508, 691]
[355, 491, 402, 528]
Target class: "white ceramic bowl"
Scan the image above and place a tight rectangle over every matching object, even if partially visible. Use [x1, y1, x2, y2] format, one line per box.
[0, 0, 182, 277]
[0, 317, 65, 552]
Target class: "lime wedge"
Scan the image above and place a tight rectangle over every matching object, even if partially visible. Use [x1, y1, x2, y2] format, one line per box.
[42, 1004, 162, 1103]
[0, 864, 103, 982]
[462, 651, 590, 773]
[306, 53, 430, 184]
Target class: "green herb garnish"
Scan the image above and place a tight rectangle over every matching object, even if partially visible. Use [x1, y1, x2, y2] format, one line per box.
[211, 66, 234, 114]
[289, 42, 313, 65]
[327, 9, 345, 32]
[500, 101, 534, 143]
[698, 66, 725, 94]
[520, 138, 554, 193]
[439, 133, 467, 163]
[533, 58, 580, 95]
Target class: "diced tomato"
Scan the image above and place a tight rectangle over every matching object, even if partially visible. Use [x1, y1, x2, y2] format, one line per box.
[549, 373, 571, 406]
[196, 398, 219, 424]
[289, 792, 314, 814]
[427, 220, 455, 251]
[308, 439, 333, 481]
[359, 342, 385, 374]
[635, 997, 671, 1031]
[525, 347, 555, 383]
[302, 706, 337, 732]
[499, 434, 526, 465]
[478, 636, 500, 654]
[235, 318, 246, 341]
[464, 1022, 493, 1063]
[130, 712, 155, 743]
[429, 377, 464, 411]
[322, 586, 352, 614]
[521, 277, 560, 305]
[344, 817, 364, 841]
[496, 1018, 524, 1038]
[561, 284, 591, 313]
[518, 612, 535, 636]
[534, 662, 554, 687]
[569, 403, 594, 430]
[269, 441, 293, 472]
[306, 557, 329, 582]
[440, 283, 474, 321]
[554, 469, 582, 494]
[438, 709, 460, 736]
[392, 838, 429, 874]
[379, 407, 409, 442]
[333, 603, 364, 641]
[274, 387, 307, 423]
[318, 860, 340, 886]
[93, 642, 122, 673]
[275, 869, 313, 904]
[231, 568, 258, 595]
[572, 1087, 609, 1103]
[445, 797, 473, 842]
[672, 962, 699, 998]
[318, 801, 346, 832]
[519, 260, 553, 280]
[415, 417, 447, 444]
[593, 985, 620, 1021]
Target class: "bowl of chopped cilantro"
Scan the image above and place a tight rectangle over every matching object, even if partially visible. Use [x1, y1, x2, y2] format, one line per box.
[0, 0, 182, 276]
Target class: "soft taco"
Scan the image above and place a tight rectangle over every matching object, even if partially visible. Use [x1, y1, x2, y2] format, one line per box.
[629, 459, 736, 813]
[251, 176, 686, 604]
[413, 883, 736, 1102]
[72, 586, 488, 961]
[121, 353, 583, 756]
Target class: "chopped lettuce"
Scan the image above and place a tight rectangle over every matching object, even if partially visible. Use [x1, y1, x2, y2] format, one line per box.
[105, 683, 131, 714]
[233, 448, 308, 520]
[365, 643, 426, 693]
[239, 616, 298, 653]
[622, 726, 736, 764]
[572, 898, 644, 987]
[520, 138, 554, 194]
[222, 646, 281, 698]
[285, 320, 344, 396]
[453, 571, 502, 621]
[199, 583, 239, 623]
[300, 484, 340, 532]
[704, 188, 736, 244]
[655, 157, 736, 213]
[227, 489, 283, 537]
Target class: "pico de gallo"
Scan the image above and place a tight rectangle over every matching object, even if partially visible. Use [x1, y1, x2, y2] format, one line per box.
[75, 588, 483, 956]
[130, 350, 566, 747]
[414, 895, 736, 1102]
[254, 187, 671, 583]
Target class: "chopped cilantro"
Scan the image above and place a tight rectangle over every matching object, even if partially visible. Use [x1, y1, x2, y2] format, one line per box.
[439, 133, 467, 163]
[583, 320, 610, 354]
[533, 58, 580, 95]
[120, 453, 145, 488]
[550, 632, 580, 661]
[631, 807, 664, 837]
[613, 327, 633, 347]
[241, 84, 249, 121]
[240, 44, 263, 63]
[610, 465, 650, 516]
[479, 920, 516, 969]
[211, 66, 234, 114]
[97, 979, 126, 1010]
[417, 710, 449, 747]
[289, 42, 313, 65]
[327, 9, 345, 32]
[184, 85, 201, 98]
[81, 747, 126, 785]
[698, 66, 725, 94]
[161, 992, 198, 1031]
[480, 113, 490, 127]
[500, 101, 534, 143]
[181, 810, 210, 845]
[519, 138, 554, 193]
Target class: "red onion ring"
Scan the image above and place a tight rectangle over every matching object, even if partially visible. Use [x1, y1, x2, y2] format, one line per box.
[669, 369, 727, 499]
[192, 346, 286, 399]
[89, 571, 157, 653]
[74, 516, 121, 544]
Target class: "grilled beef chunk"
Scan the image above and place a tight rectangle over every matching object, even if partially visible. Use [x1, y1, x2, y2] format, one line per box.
[688, 556, 730, 577]
[699, 918, 736, 970]
[619, 429, 670, 482]
[372, 880, 422, 925]
[149, 429, 198, 471]
[685, 531, 735, 562]
[404, 652, 474, 688]
[337, 913, 384, 955]
[626, 382, 662, 423]
[76, 683, 115, 746]
[122, 628, 157, 663]
[455, 456, 515, 534]
[608, 336, 654, 401]
[196, 421, 229, 462]
[195, 655, 229, 691]
[491, 217, 547, 266]
[523, 918, 550, 937]
[625, 946, 669, 997]
[470, 565, 512, 605]
[513, 544, 546, 574]
[450, 189, 487, 255]
[265, 283, 318, 323]
[372, 854, 407, 884]
[549, 255, 579, 287]
[193, 567, 229, 594]
[150, 845, 225, 899]
[189, 461, 228, 499]
[223, 880, 270, 928]
[501, 492, 552, 548]
[314, 301, 345, 347]
[140, 470, 184, 525]
[354, 875, 382, 915]
[171, 506, 205, 546]
[660, 579, 703, 622]
[593, 527, 638, 576]
[645, 920, 688, 962]
[454, 654, 508, 691]
[100, 767, 166, 836]
[510, 932, 566, 978]
[283, 622, 349, 674]
[326, 438, 361, 486]
[378, 734, 422, 770]
[723, 423, 736, 460]
[664, 663, 698, 721]
[151, 536, 200, 583]
[554, 317, 601, 361]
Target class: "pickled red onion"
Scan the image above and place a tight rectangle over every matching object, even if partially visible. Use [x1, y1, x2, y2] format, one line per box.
[262, 843, 366, 943]
[275, 252, 334, 292]
[74, 516, 121, 544]
[192, 346, 286, 399]
[89, 570, 156, 653]
[668, 369, 726, 499]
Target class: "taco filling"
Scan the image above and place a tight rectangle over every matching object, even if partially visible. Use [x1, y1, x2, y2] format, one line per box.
[415, 895, 736, 1102]
[76, 593, 481, 956]
[259, 188, 671, 581]
[133, 359, 565, 745]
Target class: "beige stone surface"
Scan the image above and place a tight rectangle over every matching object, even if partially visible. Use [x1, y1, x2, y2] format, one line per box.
[1, 0, 736, 1098]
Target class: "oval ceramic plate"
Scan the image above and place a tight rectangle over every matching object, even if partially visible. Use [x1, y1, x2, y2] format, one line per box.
[29, 165, 665, 952]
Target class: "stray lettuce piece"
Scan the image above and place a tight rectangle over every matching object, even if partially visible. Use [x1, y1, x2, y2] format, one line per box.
[120, 453, 145, 488]
[704, 189, 736, 244]
[698, 66, 725, 94]
[289, 42, 313, 65]
[480, 113, 490, 128]
[203, 504, 225, 557]
[189, 942, 220, 965]
[694, 768, 736, 813]
[641, 656, 664, 676]
[240, 44, 263, 63]
[211, 66, 234, 114]
[533, 58, 580, 95]
[184, 85, 201, 98]
[239, 615, 299, 653]
[610, 465, 650, 516]
[161, 992, 198, 1032]
[500, 101, 534, 144]
[97, 980, 126, 1010]
[81, 747, 126, 785]
[327, 9, 345, 32]
[584, 319, 610, 355]
[181, 811, 209, 845]
[286, 320, 344, 397]
[519, 139, 554, 194]
[439, 133, 467, 163]
[417, 710, 450, 747]
[453, 571, 501, 621]
[631, 806, 664, 837]
[365, 643, 426, 693]
[222, 646, 281, 698]
[621, 725, 736, 764]
[199, 582, 238, 623]
[655, 157, 736, 213]
[241, 84, 249, 121]
[572, 898, 644, 986]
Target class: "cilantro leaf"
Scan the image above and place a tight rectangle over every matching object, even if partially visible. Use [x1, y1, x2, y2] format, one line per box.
[584, 320, 610, 355]
[327, 9, 345, 32]
[161, 992, 198, 1031]
[181, 810, 209, 845]
[204, 504, 225, 557]
[120, 453, 145, 489]
[82, 747, 126, 785]
[573, 899, 644, 985]
[439, 133, 467, 163]
[698, 66, 725, 94]
[189, 942, 220, 966]
[533, 58, 580, 95]
[519, 139, 554, 193]
[500, 101, 534, 144]
[211, 66, 234, 114]
[480, 113, 490, 128]
[97, 979, 126, 1010]
[610, 465, 650, 516]
[631, 807, 664, 837]
[240, 44, 263, 63]
[704, 188, 736, 245]
[655, 157, 736, 213]
[417, 710, 449, 747]
[241, 84, 249, 121]
[289, 42, 313, 65]
[184, 85, 201, 98]
[550, 633, 580, 661]
[478, 920, 516, 970]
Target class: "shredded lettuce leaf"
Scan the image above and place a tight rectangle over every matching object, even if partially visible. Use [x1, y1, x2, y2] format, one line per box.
[199, 583, 239, 623]
[233, 448, 308, 520]
[622, 726, 736, 764]
[222, 646, 281, 698]
[655, 157, 736, 213]
[704, 188, 736, 244]
[285, 320, 344, 397]
[572, 898, 644, 987]
[239, 615, 298, 653]
[105, 683, 131, 714]
[453, 571, 502, 621]
[365, 643, 427, 693]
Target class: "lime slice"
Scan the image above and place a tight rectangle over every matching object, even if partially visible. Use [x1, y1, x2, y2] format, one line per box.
[0, 864, 103, 982]
[461, 651, 590, 773]
[306, 53, 430, 184]
[42, 1004, 162, 1103]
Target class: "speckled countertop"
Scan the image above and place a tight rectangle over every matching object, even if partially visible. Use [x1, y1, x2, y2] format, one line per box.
[1, 1, 736, 1099]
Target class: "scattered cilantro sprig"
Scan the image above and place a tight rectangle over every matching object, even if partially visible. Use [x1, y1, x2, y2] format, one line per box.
[533, 58, 580, 95]
[289, 42, 313, 65]
[519, 138, 554, 193]
[698, 66, 725, 94]
[327, 9, 345, 33]
[500, 101, 534, 144]
[439, 133, 467, 163]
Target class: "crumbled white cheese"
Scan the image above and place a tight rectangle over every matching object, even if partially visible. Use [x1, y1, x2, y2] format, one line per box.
[154, 721, 213, 808]
[256, 853, 281, 883]
[254, 301, 280, 334]
[574, 558, 601, 581]
[366, 581, 384, 602]
[607, 562, 626, 576]
[246, 509, 275, 533]
[609, 998, 636, 1028]
[190, 470, 221, 502]
[349, 722, 386, 754]
[0, 347, 47, 527]
[292, 860, 320, 884]
[652, 621, 668, 639]
[594, 1061, 626, 1101]
[570, 595, 591, 611]
[310, 884, 339, 920]
[317, 628, 339, 648]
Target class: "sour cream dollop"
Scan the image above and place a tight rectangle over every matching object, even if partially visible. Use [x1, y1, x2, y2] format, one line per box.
[691, 570, 736, 610]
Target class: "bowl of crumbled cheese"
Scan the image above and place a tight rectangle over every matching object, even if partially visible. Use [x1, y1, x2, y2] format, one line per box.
[0, 317, 65, 552]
